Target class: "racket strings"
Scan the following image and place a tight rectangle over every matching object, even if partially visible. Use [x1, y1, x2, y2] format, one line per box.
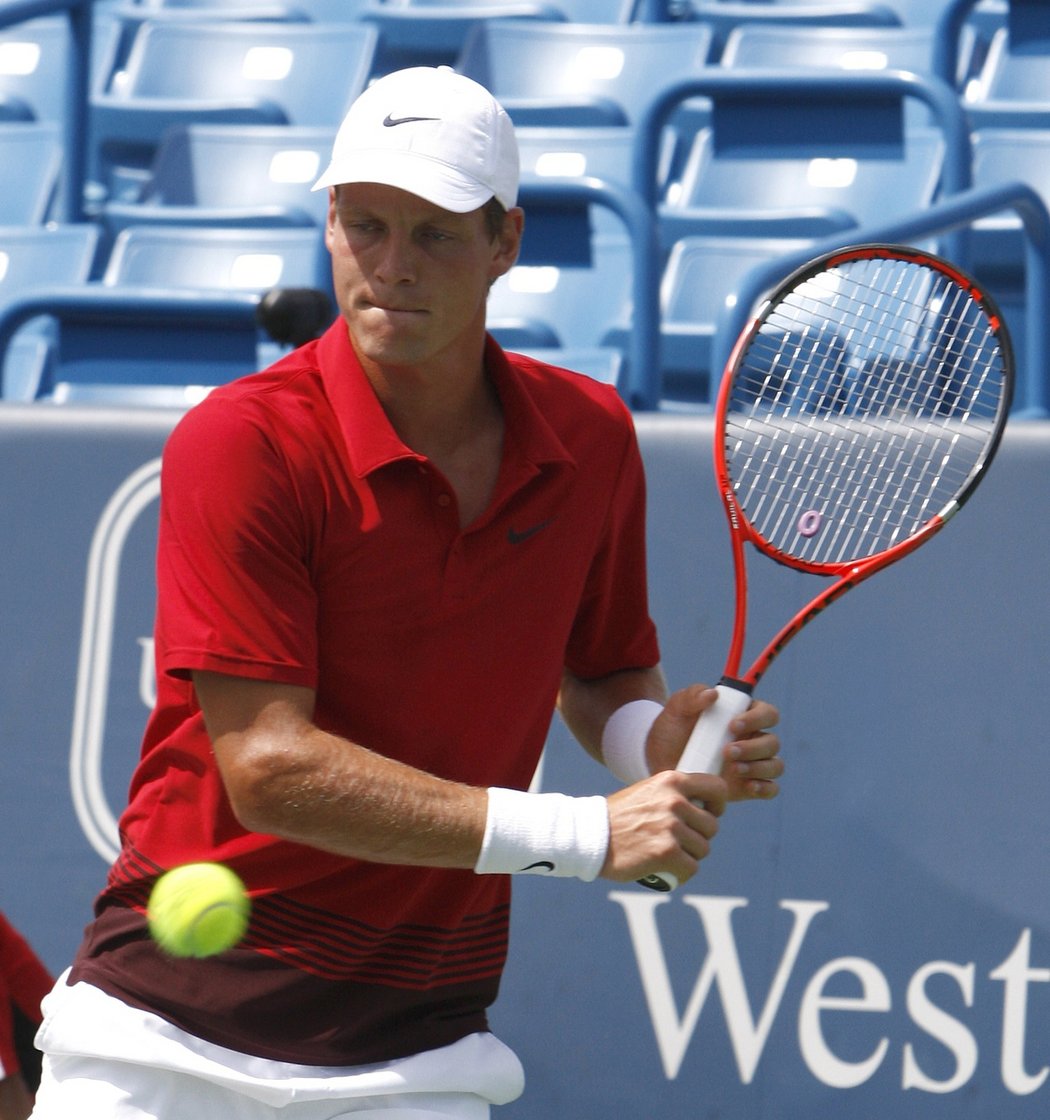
[725, 255, 1008, 566]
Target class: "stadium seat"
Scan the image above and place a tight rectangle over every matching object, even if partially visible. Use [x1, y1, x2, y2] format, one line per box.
[964, 4, 1050, 128]
[127, 0, 371, 16]
[515, 125, 638, 236]
[718, 23, 974, 128]
[101, 223, 327, 292]
[488, 230, 634, 360]
[653, 233, 813, 404]
[360, 1, 568, 73]
[963, 127, 1050, 281]
[720, 23, 947, 78]
[0, 122, 63, 225]
[683, 0, 901, 59]
[640, 66, 961, 253]
[516, 126, 634, 187]
[0, 17, 71, 124]
[90, 20, 377, 200]
[544, 0, 635, 19]
[0, 224, 100, 399]
[660, 120, 944, 250]
[18, 225, 329, 398]
[99, 123, 333, 241]
[457, 21, 714, 128]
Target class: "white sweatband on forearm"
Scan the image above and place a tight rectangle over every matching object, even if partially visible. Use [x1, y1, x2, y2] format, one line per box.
[600, 699, 663, 785]
[474, 787, 609, 881]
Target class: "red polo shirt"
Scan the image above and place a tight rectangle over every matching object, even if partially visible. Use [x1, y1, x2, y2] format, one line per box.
[72, 322, 659, 1066]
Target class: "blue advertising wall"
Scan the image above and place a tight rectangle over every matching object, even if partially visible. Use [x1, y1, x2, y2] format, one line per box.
[1, 403, 1047, 1118]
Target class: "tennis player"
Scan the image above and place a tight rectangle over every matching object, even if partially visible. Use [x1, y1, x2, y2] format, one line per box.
[30, 67, 782, 1119]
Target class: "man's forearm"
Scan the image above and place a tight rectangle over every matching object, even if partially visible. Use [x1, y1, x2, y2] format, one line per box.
[556, 665, 668, 764]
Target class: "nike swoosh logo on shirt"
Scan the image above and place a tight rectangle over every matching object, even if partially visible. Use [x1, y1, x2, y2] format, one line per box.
[507, 519, 554, 545]
[382, 114, 440, 127]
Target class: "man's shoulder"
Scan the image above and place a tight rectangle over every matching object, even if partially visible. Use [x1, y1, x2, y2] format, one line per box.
[175, 347, 325, 430]
[162, 347, 333, 478]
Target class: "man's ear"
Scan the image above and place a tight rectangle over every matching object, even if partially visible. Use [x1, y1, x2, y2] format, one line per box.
[324, 186, 339, 251]
[489, 206, 525, 284]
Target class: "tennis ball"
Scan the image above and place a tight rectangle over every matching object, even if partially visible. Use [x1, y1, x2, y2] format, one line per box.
[147, 862, 250, 959]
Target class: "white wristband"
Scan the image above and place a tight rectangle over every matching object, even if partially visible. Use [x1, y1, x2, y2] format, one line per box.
[474, 787, 610, 881]
[601, 699, 663, 785]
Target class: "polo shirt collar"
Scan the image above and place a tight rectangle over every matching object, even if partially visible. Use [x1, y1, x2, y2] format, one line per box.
[315, 320, 576, 480]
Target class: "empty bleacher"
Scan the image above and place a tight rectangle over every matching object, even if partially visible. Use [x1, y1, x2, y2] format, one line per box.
[0, 0, 1046, 411]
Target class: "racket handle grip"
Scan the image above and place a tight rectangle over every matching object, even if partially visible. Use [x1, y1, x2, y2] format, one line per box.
[638, 680, 753, 893]
[678, 680, 753, 774]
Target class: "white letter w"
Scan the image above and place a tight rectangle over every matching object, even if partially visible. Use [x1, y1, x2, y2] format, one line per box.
[608, 892, 828, 1081]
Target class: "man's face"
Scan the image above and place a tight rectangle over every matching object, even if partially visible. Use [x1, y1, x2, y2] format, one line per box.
[325, 182, 521, 373]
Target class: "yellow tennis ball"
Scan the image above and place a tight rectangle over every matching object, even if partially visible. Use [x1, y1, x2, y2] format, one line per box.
[147, 862, 250, 959]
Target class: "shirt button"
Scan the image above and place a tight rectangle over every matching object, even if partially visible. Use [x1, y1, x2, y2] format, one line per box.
[437, 493, 452, 507]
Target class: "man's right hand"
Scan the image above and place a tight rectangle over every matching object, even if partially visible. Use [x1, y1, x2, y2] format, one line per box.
[600, 770, 727, 885]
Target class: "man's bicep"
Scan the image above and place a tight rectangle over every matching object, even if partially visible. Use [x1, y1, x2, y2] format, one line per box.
[192, 672, 318, 830]
[193, 671, 316, 747]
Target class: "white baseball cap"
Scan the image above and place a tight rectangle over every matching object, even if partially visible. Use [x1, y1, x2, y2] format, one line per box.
[312, 66, 519, 212]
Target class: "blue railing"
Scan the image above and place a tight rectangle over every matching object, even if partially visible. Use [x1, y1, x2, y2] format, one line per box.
[517, 176, 660, 412]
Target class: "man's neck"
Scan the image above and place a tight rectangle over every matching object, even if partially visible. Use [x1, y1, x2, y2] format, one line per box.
[362, 351, 506, 528]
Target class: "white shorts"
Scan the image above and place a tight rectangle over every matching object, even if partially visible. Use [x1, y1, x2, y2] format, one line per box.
[31, 973, 525, 1120]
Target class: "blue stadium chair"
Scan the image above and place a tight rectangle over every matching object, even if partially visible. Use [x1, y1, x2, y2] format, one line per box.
[0, 17, 71, 124]
[654, 233, 813, 404]
[516, 126, 634, 187]
[99, 123, 332, 242]
[488, 230, 634, 360]
[457, 21, 714, 128]
[660, 122, 945, 250]
[721, 23, 943, 77]
[515, 125, 638, 235]
[360, 1, 567, 73]
[128, 0, 341, 16]
[0, 224, 100, 399]
[879, 0, 958, 26]
[645, 67, 957, 253]
[682, 0, 901, 59]
[0, 122, 63, 225]
[510, 175, 659, 406]
[719, 23, 979, 129]
[545, 0, 635, 19]
[963, 127, 1050, 280]
[101, 223, 328, 292]
[90, 20, 378, 200]
[19, 225, 330, 398]
[964, 0, 1050, 128]
[459, 20, 714, 199]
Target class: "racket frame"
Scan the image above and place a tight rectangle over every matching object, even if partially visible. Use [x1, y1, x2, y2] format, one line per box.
[639, 243, 1013, 893]
[713, 242, 1013, 691]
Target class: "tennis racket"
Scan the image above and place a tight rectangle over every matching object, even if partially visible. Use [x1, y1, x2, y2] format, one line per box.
[641, 243, 1013, 892]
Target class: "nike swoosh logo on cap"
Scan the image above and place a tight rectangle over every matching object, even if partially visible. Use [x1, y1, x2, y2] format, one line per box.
[383, 114, 440, 127]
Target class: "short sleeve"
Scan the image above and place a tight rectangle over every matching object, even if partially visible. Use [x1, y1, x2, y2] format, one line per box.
[155, 396, 320, 687]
